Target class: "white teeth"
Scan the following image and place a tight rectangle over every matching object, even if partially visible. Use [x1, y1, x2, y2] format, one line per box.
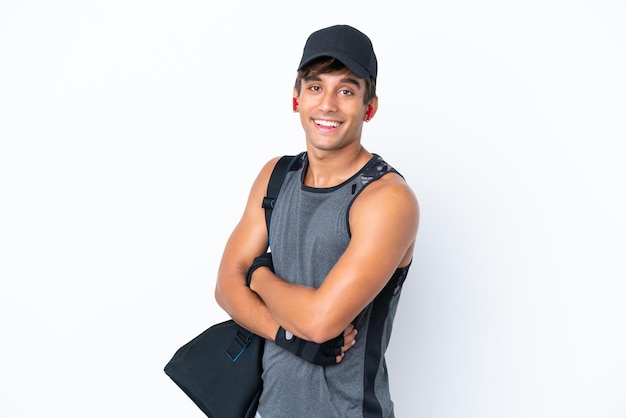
[315, 119, 340, 128]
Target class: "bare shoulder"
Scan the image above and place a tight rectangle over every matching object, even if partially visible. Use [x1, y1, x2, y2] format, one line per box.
[350, 171, 420, 254]
[356, 172, 419, 216]
[248, 156, 286, 201]
[237, 155, 289, 232]
[259, 155, 285, 183]
[222, 155, 288, 263]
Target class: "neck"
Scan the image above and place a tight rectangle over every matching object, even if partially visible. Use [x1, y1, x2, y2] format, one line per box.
[303, 146, 372, 188]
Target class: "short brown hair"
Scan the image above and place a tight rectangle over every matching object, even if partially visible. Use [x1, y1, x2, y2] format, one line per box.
[294, 57, 377, 104]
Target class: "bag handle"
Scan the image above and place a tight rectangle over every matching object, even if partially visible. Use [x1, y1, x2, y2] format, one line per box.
[262, 155, 296, 233]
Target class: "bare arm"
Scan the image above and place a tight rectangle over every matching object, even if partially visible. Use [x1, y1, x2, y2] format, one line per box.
[215, 157, 360, 356]
[214, 157, 282, 340]
[250, 173, 420, 343]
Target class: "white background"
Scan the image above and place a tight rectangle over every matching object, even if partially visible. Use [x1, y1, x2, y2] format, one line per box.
[1, 1, 625, 417]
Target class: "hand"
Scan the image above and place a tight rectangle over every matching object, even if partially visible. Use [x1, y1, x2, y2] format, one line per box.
[274, 324, 358, 366]
[337, 324, 358, 363]
[246, 252, 273, 287]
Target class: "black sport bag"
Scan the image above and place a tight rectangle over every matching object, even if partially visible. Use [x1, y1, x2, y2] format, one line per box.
[164, 155, 296, 417]
[164, 320, 263, 418]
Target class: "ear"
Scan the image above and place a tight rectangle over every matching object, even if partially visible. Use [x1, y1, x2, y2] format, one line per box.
[293, 88, 299, 113]
[364, 97, 379, 122]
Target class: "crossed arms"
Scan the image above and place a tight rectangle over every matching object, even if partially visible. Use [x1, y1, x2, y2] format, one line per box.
[214, 156, 419, 346]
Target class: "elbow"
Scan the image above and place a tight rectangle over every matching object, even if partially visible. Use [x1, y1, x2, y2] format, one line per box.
[214, 284, 227, 311]
[303, 315, 346, 344]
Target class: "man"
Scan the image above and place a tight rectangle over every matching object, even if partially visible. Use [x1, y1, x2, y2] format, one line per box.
[215, 24, 419, 417]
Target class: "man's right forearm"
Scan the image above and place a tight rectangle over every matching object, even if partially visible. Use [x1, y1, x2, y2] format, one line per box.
[215, 279, 280, 340]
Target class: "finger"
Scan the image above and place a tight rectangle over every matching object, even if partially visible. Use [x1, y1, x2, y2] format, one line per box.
[342, 328, 358, 350]
[336, 329, 358, 363]
[341, 338, 356, 353]
[343, 324, 355, 336]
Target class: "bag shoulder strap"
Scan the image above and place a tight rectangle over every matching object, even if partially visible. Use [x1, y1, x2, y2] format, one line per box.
[262, 155, 297, 232]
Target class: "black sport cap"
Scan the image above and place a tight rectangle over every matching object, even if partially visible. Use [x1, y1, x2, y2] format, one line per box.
[297, 25, 377, 81]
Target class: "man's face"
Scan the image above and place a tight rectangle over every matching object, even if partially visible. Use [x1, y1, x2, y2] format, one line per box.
[295, 69, 376, 153]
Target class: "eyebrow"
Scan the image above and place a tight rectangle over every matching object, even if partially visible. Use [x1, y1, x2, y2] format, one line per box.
[303, 75, 362, 89]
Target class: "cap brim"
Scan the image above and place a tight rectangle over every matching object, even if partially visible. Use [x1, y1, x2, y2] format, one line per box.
[298, 52, 371, 79]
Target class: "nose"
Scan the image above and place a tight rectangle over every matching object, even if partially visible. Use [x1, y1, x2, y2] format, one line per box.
[318, 91, 338, 113]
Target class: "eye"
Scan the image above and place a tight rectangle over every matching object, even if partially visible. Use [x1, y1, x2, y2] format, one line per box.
[339, 89, 354, 96]
[308, 85, 321, 92]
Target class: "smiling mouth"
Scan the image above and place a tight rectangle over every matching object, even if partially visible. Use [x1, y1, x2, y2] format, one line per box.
[314, 119, 341, 128]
